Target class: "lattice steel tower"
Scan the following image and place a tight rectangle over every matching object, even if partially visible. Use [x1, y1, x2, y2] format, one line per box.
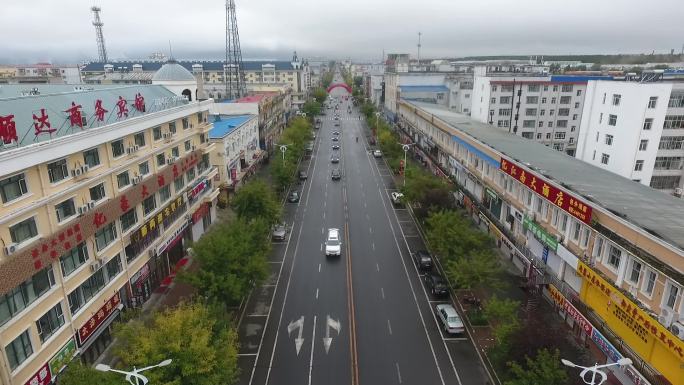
[91, 6, 108, 63]
[224, 0, 246, 99]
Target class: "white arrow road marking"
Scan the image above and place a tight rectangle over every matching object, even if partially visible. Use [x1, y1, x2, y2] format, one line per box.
[287, 316, 305, 356]
[323, 315, 342, 354]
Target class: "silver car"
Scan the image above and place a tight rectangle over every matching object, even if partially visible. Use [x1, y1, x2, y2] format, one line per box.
[436, 304, 464, 334]
[325, 228, 342, 256]
[272, 224, 287, 241]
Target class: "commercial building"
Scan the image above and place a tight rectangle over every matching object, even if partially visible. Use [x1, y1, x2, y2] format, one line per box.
[576, 80, 684, 194]
[0, 64, 82, 85]
[397, 99, 684, 385]
[208, 114, 260, 189]
[0, 82, 218, 385]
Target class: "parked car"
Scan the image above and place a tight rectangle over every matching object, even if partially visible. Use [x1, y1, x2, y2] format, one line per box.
[331, 169, 341, 180]
[390, 192, 404, 205]
[287, 191, 300, 203]
[373, 150, 383, 158]
[424, 273, 449, 297]
[413, 250, 433, 270]
[272, 223, 288, 241]
[436, 304, 464, 334]
[325, 228, 342, 257]
[298, 171, 308, 181]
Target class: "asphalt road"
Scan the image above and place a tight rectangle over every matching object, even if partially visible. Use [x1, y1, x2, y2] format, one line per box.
[238, 74, 490, 385]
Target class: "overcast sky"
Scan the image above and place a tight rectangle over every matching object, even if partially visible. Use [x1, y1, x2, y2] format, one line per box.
[2, 0, 683, 64]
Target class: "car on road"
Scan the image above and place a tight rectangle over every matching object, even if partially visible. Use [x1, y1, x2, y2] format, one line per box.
[334, 115, 340, 120]
[424, 273, 449, 297]
[298, 171, 307, 181]
[436, 304, 464, 334]
[287, 191, 300, 203]
[331, 156, 339, 163]
[413, 250, 433, 270]
[272, 223, 288, 241]
[373, 149, 383, 158]
[325, 228, 342, 257]
[390, 192, 404, 205]
[332, 131, 340, 135]
[332, 136, 339, 142]
[331, 169, 341, 180]
[334, 121, 340, 127]
[332, 144, 340, 150]
[305, 142, 314, 152]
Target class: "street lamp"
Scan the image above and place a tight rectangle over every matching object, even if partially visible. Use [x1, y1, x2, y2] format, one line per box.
[374, 111, 381, 129]
[560, 357, 632, 385]
[275, 143, 291, 161]
[95, 359, 172, 385]
[399, 142, 415, 186]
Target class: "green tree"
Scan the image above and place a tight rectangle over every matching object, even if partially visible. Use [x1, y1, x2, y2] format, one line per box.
[182, 219, 270, 306]
[483, 295, 520, 326]
[58, 362, 121, 385]
[312, 87, 327, 103]
[302, 100, 321, 118]
[271, 156, 296, 192]
[114, 301, 239, 385]
[505, 349, 568, 385]
[231, 180, 281, 225]
[445, 249, 501, 290]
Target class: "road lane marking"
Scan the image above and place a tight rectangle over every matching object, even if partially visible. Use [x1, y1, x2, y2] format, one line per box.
[381, 287, 385, 299]
[238, 353, 258, 357]
[308, 315, 317, 385]
[316, 288, 319, 300]
[268, 261, 283, 264]
[319, 263, 321, 272]
[376, 263, 380, 272]
[443, 337, 468, 341]
[323, 211, 326, 219]
[369, 227, 373, 234]
[396, 363, 403, 384]
[247, 314, 269, 317]
[372, 242, 375, 250]
[344, 223, 359, 385]
[387, 319, 393, 335]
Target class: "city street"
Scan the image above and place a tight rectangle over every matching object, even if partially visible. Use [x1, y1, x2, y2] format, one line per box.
[237, 75, 489, 385]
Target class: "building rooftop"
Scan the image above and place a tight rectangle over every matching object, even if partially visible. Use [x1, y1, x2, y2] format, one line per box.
[406, 100, 684, 253]
[152, 60, 196, 82]
[208, 114, 254, 138]
[0, 85, 184, 152]
[85, 72, 155, 82]
[399, 85, 450, 93]
[82, 60, 297, 73]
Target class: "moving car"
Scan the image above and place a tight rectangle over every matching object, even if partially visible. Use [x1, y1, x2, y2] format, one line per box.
[334, 121, 340, 127]
[298, 171, 307, 181]
[331, 156, 340, 163]
[287, 191, 300, 203]
[332, 131, 340, 135]
[436, 304, 464, 334]
[332, 144, 340, 150]
[272, 224, 288, 241]
[331, 169, 341, 180]
[373, 149, 383, 158]
[424, 273, 449, 297]
[332, 136, 339, 142]
[390, 192, 404, 205]
[325, 228, 342, 257]
[413, 250, 433, 270]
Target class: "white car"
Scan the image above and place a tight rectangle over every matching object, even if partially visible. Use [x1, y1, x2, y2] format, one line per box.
[373, 150, 383, 158]
[325, 228, 342, 257]
[390, 192, 404, 204]
[436, 304, 464, 334]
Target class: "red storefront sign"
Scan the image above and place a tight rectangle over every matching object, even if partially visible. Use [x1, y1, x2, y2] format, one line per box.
[23, 362, 51, 385]
[188, 179, 209, 202]
[192, 203, 210, 224]
[548, 284, 593, 335]
[230, 168, 237, 181]
[500, 157, 592, 224]
[77, 292, 121, 346]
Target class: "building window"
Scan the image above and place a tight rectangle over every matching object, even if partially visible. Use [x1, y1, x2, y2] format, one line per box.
[525, 108, 537, 116]
[111, 139, 125, 158]
[95, 223, 117, 252]
[117, 171, 130, 189]
[0, 173, 28, 203]
[560, 96, 571, 104]
[574, 102, 580, 109]
[558, 108, 570, 116]
[55, 198, 76, 222]
[639, 139, 648, 151]
[120, 209, 138, 232]
[612, 94, 621, 106]
[527, 84, 540, 92]
[608, 115, 617, 126]
[184, 140, 192, 152]
[659, 136, 684, 150]
[105, 254, 123, 280]
[607, 245, 621, 270]
[605, 134, 613, 145]
[186, 167, 196, 182]
[663, 115, 684, 129]
[540, 109, 546, 116]
[643, 118, 653, 130]
[548, 121, 553, 128]
[664, 282, 680, 309]
[171, 146, 179, 158]
[559, 214, 568, 232]
[522, 120, 535, 128]
[168, 122, 177, 134]
[557, 120, 568, 128]
[89, 183, 106, 202]
[538, 121, 544, 128]
[561, 84, 573, 92]
[499, 96, 511, 104]
[647, 96, 658, 109]
[156, 153, 166, 167]
[654, 156, 683, 170]
[159, 185, 171, 203]
[669, 94, 684, 108]
[10, 217, 38, 244]
[576, 90, 582, 96]
[601, 153, 609, 165]
[526, 96, 538, 104]
[572, 221, 581, 242]
[553, 85, 558, 92]
[628, 260, 642, 284]
[634, 160, 644, 171]
[599, 113, 603, 124]
[60, 243, 88, 277]
[36, 303, 65, 342]
[549, 109, 555, 115]
[0, 267, 55, 326]
[572, 114, 578, 120]
[182, 117, 190, 129]
[47, 159, 69, 183]
[5, 330, 33, 370]
[649, 175, 681, 189]
[83, 148, 100, 168]
[499, 108, 511, 116]
[551, 97, 557, 104]
[174, 176, 185, 193]
[536, 133, 542, 139]
[153, 126, 162, 141]
[490, 98, 496, 104]
[142, 195, 156, 216]
[541, 97, 547, 103]
[521, 132, 534, 139]
[139, 161, 150, 176]
[642, 269, 657, 296]
[554, 132, 566, 140]
[546, 133, 552, 139]
[134, 132, 146, 147]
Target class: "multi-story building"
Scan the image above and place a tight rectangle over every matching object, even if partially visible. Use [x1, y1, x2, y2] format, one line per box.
[208, 114, 260, 189]
[397, 99, 684, 385]
[471, 69, 613, 155]
[576, 80, 684, 194]
[0, 84, 219, 385]
[0, 64, 82, 85]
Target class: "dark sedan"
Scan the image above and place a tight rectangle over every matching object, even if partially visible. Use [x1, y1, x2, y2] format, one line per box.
[424, 273, 449, 297]
[413, 250, 433, 270]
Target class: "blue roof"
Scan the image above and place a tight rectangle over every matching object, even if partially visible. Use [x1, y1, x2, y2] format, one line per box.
[399, 85, 449, 93]
[550, 75, 614, 82]
[209, 114, 254, 138]
[82, 60, 296, 73]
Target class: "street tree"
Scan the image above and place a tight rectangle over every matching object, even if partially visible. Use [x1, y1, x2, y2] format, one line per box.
[312, 87, 327, 103]
[271, 156, 296, 192]
[114, 301, 239, 385]
[445, 249, 502, 290]
[302, 100, 321, 118]
[505, 349, 568, 385]
[182, 219, 270, 307]
[58, 362, 121, 385]
[231, 180, 281, 225]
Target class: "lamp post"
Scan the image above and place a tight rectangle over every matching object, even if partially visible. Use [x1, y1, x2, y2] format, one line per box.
[560, 358, 632, 385]
[276, 143, 291, 161]
[374, 111, 381, 130]
[95, 359, 172, 385]
[399, 142, 415, 186]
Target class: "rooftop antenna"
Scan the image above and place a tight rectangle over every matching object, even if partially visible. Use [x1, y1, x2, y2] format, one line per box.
[224, 0, 246, 100]
[168, 41, 173, 60]
[91, 6, 108, 63]
[417, 32, 422, 62]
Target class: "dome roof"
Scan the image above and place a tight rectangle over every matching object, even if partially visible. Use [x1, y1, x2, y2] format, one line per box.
[152, 60, 196, 82]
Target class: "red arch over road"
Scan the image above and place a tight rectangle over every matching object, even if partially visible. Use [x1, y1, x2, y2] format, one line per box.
[326, 83, 352, 93]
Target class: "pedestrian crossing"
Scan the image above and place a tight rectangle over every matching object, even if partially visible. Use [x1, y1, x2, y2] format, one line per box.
[321, 116, 364, 121]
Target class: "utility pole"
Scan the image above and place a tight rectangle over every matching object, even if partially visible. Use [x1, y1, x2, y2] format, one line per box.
[417, 32, 422, 62]
[91, 6, 108, 63]
[225, 0, 246, 100]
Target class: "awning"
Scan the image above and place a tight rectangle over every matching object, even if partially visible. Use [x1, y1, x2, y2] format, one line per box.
[77, 306, 122, 353]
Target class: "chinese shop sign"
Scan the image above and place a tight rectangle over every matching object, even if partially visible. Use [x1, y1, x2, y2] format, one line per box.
[48, 338, 76, 375]
[523, 215, 558, 252]
[77, 292, 121, 346]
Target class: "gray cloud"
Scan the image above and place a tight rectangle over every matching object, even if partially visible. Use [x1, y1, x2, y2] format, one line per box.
[1, 0, 682, 63]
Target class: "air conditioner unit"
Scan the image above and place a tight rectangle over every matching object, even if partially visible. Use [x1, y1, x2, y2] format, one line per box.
[90, 261, 102, 272]
[132, 175, 142, 185]
[627, 284, 638, 297]
[191, 145, 197, 151]
[70, 168, 82, 177]
[4, 243, 18, 256]
[81, 165, 90, 174]
[166, 157, 176, 166]
[87, 201, 96, 210]
[674, 188, 683, 198]
[78, 205, 89, 215]
[670, 322, 684, 340]
[659, 308, 675, 328]
[126, 146, 136, 155]
[163, 132, 172, 140]
[134, 145, 140, 152]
